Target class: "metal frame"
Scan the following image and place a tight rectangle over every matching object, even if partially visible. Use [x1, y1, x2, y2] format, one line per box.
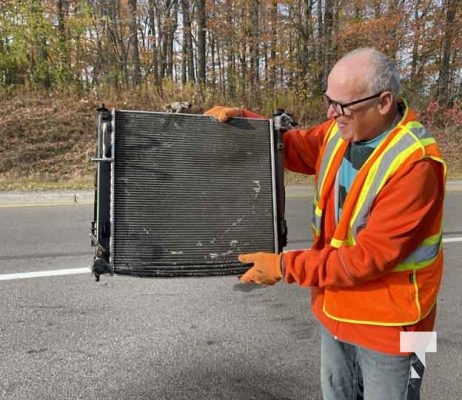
[90, 108, 287, 280]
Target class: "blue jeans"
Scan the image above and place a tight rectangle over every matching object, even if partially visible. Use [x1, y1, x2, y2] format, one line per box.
[320, 329, 424, 400]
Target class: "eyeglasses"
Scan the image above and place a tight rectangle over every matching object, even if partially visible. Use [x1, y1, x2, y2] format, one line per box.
[323, 92, 383, 115]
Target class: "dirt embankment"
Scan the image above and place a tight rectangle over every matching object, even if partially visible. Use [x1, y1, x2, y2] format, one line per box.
[1, 93, 461, 190]
[1, 94, 99, 188]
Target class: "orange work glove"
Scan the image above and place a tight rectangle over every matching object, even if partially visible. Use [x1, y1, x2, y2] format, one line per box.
[239, 252, 282, 285]
[204, 106, 242, 122]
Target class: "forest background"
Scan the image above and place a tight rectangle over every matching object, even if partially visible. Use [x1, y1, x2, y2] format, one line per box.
[0, 0, 461, 190]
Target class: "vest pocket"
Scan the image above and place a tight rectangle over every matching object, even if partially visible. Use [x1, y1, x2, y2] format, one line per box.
[323, 271, 421, 326]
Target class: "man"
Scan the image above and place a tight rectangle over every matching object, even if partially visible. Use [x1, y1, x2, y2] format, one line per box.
[204, 47, 446, 399]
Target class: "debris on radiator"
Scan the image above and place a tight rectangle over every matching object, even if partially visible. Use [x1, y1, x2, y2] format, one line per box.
[90, 106, 286, 281]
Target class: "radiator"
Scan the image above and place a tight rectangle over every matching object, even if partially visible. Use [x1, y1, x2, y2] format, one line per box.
[91, 108, 286, 279]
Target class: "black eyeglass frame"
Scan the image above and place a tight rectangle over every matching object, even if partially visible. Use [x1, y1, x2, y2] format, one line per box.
[323, 92, 384, 115]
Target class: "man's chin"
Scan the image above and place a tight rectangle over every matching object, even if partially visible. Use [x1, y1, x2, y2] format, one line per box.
[338, 129, 354, 142]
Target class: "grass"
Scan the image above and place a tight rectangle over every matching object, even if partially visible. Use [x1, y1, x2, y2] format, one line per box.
[0, 90, 460, 191]
[0, 173, 310, 191]
[0, 176, 94, 191]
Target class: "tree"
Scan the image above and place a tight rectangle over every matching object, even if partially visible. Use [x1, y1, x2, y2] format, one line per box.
[0, 0, 461, 108]
[196, 0, 206, 86]
[127, 0, 142, 87]
[181, 0, 195, 84]
[436, 0, 458, 104]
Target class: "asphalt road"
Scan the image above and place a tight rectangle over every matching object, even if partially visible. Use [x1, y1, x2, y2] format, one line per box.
[0, 187, 461, 400]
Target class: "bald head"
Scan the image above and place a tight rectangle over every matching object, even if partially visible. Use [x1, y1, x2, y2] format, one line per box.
[324, 48, 402, 142]
[328, 54, 372, 99]
[329, 48, 400, 98]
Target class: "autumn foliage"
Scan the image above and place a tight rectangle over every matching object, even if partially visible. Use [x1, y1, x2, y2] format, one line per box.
[0, 0, 461, 187]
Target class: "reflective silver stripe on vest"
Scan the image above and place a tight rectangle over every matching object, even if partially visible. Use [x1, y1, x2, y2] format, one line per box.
[406, 124, 434, 141]
[312, 124, 341, 231]
[351, 124, 433, 237]
[401, 237, 441, 266]
[311, 208, 321, 233]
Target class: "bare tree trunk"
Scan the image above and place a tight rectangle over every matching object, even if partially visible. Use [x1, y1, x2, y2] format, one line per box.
[268, 1, 278, 92]
[316, 0, 324, 92]
[56, 0, 71, 84]
[374, 0, 381, 18]
[410, 0, 424, 85]
[196, 0, 206, 86]
[296, 0, 314, 84]
[437, 0, 457, 104]
[167, 14, 175, 79]
[128, 0, 142, 87]
[104, 0, 129, 89]
[160, 0, 178, 80]
[322, 0, 335, 91]
[181, 0, 193, 84]
[249, 0, 260, 91]
[238, 5, 248, 97]
[208, 30, 217, 90]
[385, 0, 402, 57]
[225, 0, 236, 98]
[147, 0, 161, 90]
[181, 0, 187, 85]
[31, 0, 51, 89]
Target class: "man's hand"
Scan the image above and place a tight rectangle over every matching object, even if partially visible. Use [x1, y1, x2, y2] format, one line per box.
[239, 252, 282, 285]
[204, 106, 242, 122]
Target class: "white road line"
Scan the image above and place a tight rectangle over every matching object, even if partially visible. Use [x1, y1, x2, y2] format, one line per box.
[0, 267, 91, 281]
[442, 237, 462, 243]
[0, 201, 93, 208]
[0, 236, 461, 282]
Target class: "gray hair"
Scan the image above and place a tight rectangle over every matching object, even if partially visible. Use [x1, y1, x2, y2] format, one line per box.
[341, 47, 401, 98]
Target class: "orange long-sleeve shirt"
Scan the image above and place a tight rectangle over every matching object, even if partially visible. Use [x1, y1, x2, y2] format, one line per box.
[241, 108, 444, 354]
[282, 118, 445, 355]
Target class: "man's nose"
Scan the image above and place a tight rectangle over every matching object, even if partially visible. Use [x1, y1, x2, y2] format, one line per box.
[327, 103, 340, 119]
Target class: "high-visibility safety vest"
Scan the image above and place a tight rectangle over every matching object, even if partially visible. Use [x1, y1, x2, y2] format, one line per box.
[312, 106, 446, 326]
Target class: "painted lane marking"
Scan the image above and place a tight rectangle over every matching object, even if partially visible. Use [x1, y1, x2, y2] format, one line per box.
[0, 201, 93, 208]
[442, 237, 462, 243]
[0, 267, 90, 281]
[0, 237, 461, 282]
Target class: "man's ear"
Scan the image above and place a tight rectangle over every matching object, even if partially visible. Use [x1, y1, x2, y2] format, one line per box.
[378, 91, 393, 115]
